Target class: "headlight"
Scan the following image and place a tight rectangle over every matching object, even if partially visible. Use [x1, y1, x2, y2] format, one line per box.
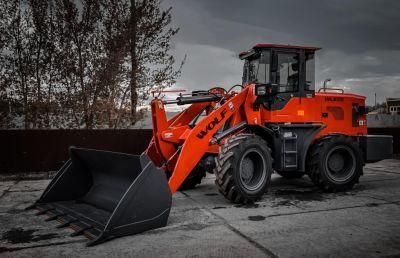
[256, 85, 266, 96]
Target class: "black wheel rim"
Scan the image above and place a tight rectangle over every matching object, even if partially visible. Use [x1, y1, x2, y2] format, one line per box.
[325, 145, 356, 183]
[239, 148, 266, 191]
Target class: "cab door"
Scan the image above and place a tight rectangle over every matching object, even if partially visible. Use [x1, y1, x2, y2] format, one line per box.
[270, 50, 301, 110]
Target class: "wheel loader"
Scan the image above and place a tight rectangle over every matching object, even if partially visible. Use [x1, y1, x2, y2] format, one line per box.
[27, 43, 393, 246]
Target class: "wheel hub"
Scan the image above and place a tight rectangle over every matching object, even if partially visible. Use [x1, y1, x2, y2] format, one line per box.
[328, 152, 345, 172]
[241, 157, 255, 183]
[239, 148, 267, 192]
[325, 145, 356, 183]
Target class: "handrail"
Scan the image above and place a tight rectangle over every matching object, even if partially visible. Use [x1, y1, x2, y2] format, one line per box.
[318, 87, 344, 94]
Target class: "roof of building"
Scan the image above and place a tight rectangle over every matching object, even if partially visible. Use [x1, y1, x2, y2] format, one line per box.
[386, 98, 400, 102]
[253, 43, 321, 51]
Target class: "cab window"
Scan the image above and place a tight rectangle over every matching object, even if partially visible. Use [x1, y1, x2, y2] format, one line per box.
[276, 52, 299, 92]
[255, 51, 270, 84]
[305, 53, 315, 91]
[242, 51, 270, 85]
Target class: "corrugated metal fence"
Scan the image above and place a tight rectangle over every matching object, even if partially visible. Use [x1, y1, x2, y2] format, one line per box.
[0, 129, 153, 174]
[0, 128, 398, 174]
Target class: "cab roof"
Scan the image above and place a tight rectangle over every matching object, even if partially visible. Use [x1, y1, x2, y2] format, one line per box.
[239, 43, 321, 59]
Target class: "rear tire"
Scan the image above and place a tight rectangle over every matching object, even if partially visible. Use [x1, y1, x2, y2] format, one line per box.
[308, 135, 363, 192]
[276, 171, 305, 179]
[214, 134, 273, 203]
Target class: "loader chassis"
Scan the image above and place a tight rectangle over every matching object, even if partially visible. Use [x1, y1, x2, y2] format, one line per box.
[148, 43, 391, 197]
[29, 43, 393, 245]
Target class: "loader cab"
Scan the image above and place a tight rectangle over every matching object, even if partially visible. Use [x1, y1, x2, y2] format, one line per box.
[240, 44, 321, 110]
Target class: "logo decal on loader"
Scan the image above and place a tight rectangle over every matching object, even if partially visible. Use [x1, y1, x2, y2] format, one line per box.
[197, 108, 228, 139]
[229, 102, 235, 111]
[325, 97, 343, 102]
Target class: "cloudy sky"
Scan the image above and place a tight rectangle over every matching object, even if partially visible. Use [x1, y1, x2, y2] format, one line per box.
[162, 0, 400, 105]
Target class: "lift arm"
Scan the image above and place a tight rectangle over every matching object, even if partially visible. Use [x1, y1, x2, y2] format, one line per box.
[147, 87, 251, 193]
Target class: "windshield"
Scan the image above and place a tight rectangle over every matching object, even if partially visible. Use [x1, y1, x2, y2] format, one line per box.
[242, 50, 270, 85]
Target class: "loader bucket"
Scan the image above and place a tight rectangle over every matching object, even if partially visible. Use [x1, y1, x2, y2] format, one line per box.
[27, 147, 172, 246]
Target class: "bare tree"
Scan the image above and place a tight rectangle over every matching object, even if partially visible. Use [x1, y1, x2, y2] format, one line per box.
[0, 1, 15, 127]
[29, 0, 52, 128]
[0, 0, 183, 129]
[3, 0, 36, 128]
[1, 0, 56, 128]
[53, 0, 104, 128]
[128, 0, 184, 124]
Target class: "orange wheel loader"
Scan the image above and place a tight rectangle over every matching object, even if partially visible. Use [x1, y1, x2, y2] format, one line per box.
[27, 44, 393, 246]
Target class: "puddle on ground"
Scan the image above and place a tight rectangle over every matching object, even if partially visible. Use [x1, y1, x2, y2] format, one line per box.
[248, 215, 266, 221]
[1, 228, 57, 244]
[234, 203, 259, 209]
[212, 206, 226, 209]
[204, 193, 219, 196]
[366, 202, 380, 207]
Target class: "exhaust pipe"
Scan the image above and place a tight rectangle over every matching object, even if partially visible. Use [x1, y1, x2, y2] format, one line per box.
[323, 78, 331, 89]
[27, 147, 172, 246]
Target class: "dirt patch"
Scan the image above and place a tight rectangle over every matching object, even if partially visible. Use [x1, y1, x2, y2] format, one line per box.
[182, 223, 208, 231]
[274, 189, 326, 202]
[1, 228, 57, 244]
[234, 203, 259, 209]
[271, 200, 294, 207]
[271, 185, 367, 207]
[6, 209, 24, 215]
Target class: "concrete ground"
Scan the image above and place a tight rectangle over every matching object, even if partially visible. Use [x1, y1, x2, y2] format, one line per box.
[1, 159, 400, 258]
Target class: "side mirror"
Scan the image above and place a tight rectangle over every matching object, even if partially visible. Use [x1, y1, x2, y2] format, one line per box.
[271, 83, 279, 95]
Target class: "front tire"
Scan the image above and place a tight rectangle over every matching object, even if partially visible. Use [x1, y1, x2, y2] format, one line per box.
[214, 134, 273, 203]
[308, 135, 363, 192]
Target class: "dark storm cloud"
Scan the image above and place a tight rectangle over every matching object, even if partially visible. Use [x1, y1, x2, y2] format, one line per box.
[194, 0, 400, 52]
[163, 0, 400, 105]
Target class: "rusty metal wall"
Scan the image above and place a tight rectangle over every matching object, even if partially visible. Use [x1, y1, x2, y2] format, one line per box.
[0, 129, 153, 174]
[0, 128, 398, 174]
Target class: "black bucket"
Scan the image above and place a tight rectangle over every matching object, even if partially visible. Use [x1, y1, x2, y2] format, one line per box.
[27, 147, 172, 246]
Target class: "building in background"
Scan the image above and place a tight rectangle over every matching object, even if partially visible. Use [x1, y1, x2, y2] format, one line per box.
[386, 98, 400, 114]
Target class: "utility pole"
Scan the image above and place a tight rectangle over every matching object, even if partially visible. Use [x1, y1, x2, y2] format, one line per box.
[374, 92, 377, 109]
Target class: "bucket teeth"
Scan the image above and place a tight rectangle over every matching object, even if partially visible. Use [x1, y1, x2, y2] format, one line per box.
[25, 204, 36, 210]
[44, 209, 65, 221]
[71, 226, 93, 237]
[45, 213, 64, 221]
[36, 207, 54, 216]
[70, 221, 93, 237]
[56, 218, 78, 228]
[84, 228, 102, 240]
